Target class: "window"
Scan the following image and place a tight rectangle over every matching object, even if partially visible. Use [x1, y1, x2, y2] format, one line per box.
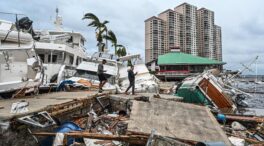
[80, 38, 84, 46]
[48, 55, 58, 63]
[69, 56, 74, 65]
[38, 54, 45, 63]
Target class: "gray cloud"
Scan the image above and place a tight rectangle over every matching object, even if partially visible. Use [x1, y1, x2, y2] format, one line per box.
[1, 0, 264, 74]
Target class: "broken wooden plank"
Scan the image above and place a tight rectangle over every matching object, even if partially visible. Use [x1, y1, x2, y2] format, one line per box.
[127, 130, 198, 145]
[226, 115, 264, 123]
[32, 132, 148, 145]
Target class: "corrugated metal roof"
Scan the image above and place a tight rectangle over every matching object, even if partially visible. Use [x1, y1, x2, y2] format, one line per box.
[158, 52, 225, 65]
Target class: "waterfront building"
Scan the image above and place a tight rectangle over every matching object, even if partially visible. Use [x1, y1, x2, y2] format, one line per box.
[156, 49, 225, 81]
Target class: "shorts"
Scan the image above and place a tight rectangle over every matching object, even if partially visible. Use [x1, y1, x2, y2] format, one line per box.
[98, 74, 107, 82]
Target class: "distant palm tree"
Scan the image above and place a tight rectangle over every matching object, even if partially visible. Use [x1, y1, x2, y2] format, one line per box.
[116, 45, 127, 57]
[83, 13, 109, 52]
[104, 30, 118, 54]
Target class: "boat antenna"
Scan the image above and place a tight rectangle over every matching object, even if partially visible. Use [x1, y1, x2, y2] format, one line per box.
[54, 7, 63, 31]
[229, 56, 259, 80]
[16, 14, 20, 47]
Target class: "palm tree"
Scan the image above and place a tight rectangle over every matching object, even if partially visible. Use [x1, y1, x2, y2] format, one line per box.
[116, 45, 127, 57]
[104, 30, 127, 57]
[103, 30, 118, 54]
[83, 13, 109, 52]
[120, 46, 127, 56]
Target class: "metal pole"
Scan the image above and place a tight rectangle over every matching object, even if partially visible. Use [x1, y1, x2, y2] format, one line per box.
[16, 14, 20, 47]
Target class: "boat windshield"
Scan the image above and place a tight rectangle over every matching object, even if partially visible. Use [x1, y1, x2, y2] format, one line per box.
[74, 69, 113, 81]
[74, 70, 100, 80]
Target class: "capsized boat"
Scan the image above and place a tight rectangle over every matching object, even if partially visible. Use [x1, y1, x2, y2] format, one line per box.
[175, 72, 237, 113]
[0, 19, 43, 98]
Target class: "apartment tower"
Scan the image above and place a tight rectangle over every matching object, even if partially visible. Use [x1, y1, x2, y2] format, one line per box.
[197, 8, 215, 59]
[145, 3, 222, 63]
[214, 25, 222, 61]
[145, 16, 165, 63]
[175, 3, 198, 56]
[158, 9, 182, 54]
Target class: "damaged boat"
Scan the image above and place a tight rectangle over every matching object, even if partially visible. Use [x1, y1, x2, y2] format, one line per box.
[0, 19, 43, 98]
[34, 9, 87, 88]
[65, 52, 159, 93]
[175, 71, 251, 113]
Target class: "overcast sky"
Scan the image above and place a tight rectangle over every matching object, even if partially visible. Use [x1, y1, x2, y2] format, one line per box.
[1, 0, 263, 74]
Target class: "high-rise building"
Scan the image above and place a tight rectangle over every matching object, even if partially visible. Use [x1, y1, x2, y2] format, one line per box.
[145, 3, 222, 63]
[145, 16, 165, 63]
[158, 9, 182, 54]
[197, 8, 215, 59]
[175, 3, 198, 56]
[214, 25, 222, 61]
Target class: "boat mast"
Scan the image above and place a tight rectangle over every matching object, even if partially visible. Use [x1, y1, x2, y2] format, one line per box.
[54, 7, 63, 31]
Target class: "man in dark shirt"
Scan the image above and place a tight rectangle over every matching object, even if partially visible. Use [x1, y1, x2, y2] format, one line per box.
[97, 59, 107, 93]
[125, 66, 137, 95]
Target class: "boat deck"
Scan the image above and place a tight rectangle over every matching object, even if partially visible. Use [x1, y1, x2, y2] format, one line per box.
[128, 98, 232, 145]
[0, 91, 97, 120]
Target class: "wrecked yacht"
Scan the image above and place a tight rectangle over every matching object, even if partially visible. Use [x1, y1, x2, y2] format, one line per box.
[0, 19, 43, 98]
[66, 52, 159, 93]
[175, 71, 250, 113]
[34, 9, 87, 87]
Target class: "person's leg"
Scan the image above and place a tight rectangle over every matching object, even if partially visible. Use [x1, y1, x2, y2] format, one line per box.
[98, 75, 102, 90]
[125, 81, 132, 93]
[101, 80, 107, 89]
[98, 81, 102, 92]
[132, 81, 135, 95]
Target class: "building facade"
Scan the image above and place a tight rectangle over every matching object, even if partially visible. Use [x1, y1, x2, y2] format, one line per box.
[157, 50, 225, 81]
[214, 25, 222, 61]
[158, 9, 182, 54]
[175, 3, 198, 56]
[145, 16, 165, 63]
[145, 3, 222, 63]
[197, 8, 215, 60]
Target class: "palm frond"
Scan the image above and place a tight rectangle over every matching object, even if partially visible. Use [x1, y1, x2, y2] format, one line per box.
[107, 30, 117, 44]
[116, 44, 124, 48]
[102, 20, 109, 25]
[88, 21, 99, 27]
[83, 13, 99, 22]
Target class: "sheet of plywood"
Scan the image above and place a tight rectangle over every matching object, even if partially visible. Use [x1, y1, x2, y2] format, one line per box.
[0, 91, 96, 120]
[128, 98, 231, 145]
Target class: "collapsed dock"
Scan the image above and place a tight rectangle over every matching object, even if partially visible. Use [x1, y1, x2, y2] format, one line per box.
[0, 91, 234, 146]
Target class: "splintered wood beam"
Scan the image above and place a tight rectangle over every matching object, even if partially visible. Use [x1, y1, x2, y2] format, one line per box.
[67, 132, 148, 145]
[32, 132, 147, 145]
[48, 93, 109, 116]
[226, 115, 264, 123]
[126, 130, 198, 145]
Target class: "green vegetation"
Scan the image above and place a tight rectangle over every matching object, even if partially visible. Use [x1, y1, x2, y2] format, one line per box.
[83, 13, 127, 56]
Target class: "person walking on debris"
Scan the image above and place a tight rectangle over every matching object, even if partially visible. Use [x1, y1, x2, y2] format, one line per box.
[125, 66, 137, 95]
[97, 59, 107, 93]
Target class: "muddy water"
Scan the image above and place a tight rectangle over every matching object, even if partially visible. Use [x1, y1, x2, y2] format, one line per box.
[235, 82, 264, 108]
[234, 81, 264, 115]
